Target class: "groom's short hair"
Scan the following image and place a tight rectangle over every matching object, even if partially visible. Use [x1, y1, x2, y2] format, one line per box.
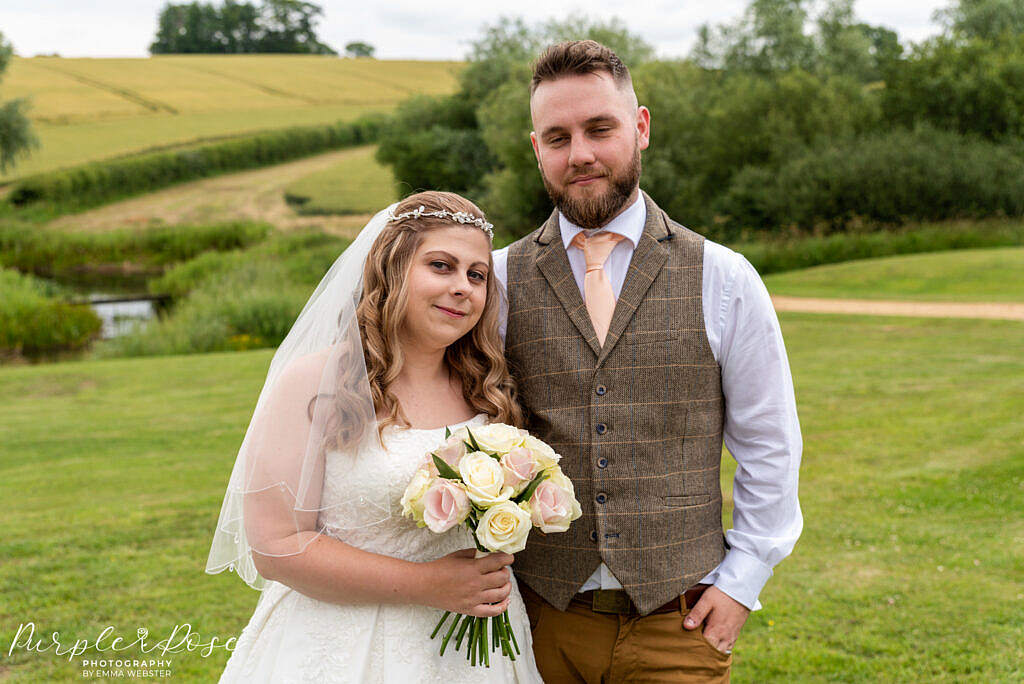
[530, 40, 633, 96]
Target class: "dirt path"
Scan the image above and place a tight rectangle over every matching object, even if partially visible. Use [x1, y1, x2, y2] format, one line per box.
[772, 295, 1024, 321]
[47, 147, 377, 238]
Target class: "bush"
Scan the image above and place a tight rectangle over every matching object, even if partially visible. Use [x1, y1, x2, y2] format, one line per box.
[476, 62, 552, 237]
[0, 268, 102, 358]
[638, 64, 880, 232]
[148, 228, 345, 298]
[0, 221, 273, 276]
[882, 36, 1024, 141]
[717, 126, 1024, 232]
[376, 95, 488, 197]
[8, 117, 382, 211]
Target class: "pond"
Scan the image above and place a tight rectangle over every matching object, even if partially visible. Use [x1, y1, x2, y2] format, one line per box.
[54, 271, 170, 339]
[88, 294, 168, 339]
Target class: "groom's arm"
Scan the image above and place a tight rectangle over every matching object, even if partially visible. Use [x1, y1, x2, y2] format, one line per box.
[686, 245, 803, 650]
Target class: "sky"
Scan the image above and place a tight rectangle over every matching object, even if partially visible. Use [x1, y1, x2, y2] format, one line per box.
[2, 1, 952, 60]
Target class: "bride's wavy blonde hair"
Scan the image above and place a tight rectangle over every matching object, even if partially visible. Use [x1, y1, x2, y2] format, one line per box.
[353, 191, 522, 437]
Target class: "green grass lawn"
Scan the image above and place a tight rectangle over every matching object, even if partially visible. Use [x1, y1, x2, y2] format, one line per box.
[1, 314, 1022, 681]
[282, 145, 398, 215]
[763, 247, 1024, 301]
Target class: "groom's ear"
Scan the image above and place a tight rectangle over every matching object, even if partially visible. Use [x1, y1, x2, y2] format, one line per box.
[529, 131, 541, 165]
[636, 106, 651, 152]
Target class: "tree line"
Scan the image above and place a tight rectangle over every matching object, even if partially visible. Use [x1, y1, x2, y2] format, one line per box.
[376, 0, 1024, 239]
[149, 0, 336, 54]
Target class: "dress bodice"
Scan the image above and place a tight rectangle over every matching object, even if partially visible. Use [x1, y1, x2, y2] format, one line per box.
[317, 413, 489, 561]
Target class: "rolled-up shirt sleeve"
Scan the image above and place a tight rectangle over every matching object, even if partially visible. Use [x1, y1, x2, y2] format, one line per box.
[698, 247, 804, 611]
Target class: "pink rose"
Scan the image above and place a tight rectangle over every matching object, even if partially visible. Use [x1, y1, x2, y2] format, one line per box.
[421, 479, 471, 533]
[422, 436, 468, 477]
[529, 476, 582, 533]
[500, 446, 540, 493]
[436, 435, 468, 468]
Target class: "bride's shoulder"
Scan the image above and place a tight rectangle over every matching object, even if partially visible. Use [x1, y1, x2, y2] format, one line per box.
[272, 347, 333, 394]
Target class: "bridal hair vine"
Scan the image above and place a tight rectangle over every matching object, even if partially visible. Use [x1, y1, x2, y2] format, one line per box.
[385, 206, 494, 239]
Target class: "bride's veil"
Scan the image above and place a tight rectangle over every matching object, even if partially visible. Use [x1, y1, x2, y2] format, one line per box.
[205, 205, 398, 589]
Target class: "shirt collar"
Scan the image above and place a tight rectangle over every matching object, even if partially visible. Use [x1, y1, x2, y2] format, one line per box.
[560, 192, 646, 251]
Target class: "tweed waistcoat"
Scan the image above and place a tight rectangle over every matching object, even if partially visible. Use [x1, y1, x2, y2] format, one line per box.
[506, 192, 726, 616]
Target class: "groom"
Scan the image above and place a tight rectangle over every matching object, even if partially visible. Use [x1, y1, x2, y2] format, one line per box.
[492, 41, 803, 681]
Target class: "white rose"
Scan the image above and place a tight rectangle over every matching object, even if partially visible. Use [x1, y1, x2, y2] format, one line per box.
[470, 423, 525, 455]
[476, 501, 533, 553]
[400, 467, 433, 522]
[458, 451, 514, 507]
[448, 426, 470, 445]
[521, 434, 561, 469]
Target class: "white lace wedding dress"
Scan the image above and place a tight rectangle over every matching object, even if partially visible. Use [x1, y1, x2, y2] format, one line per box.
[219, 413, 543, 683]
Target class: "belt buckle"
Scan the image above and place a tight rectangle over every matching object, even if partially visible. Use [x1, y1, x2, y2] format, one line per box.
[592, 590, 632, 614]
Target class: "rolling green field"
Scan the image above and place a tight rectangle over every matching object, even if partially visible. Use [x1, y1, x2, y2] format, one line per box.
[1, 313, 1021, 681]
[283, 145, 398, 215]
[1, 56, 462, 182]
[763, 247, 1024, 301]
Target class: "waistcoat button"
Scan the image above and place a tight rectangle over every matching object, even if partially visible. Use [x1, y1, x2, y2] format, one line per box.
[590, 530, 598, 542]
[597, 457, 608, 469]
[595, 385, 606, 396]
[596, 423, 607, 435]
[596, 493, 607, 504]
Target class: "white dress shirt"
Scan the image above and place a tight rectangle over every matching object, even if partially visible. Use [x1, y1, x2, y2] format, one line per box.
[492, 193, 803, 611]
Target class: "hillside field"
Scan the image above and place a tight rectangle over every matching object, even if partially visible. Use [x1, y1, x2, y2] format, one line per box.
[46, 146, 387, 236]
[283, 145, 397, 216]
[763, 247, 1024, 302]
[0, 55, 463, 182]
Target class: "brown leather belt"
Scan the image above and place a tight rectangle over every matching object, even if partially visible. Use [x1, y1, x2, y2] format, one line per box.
[574, 586, 707, 616]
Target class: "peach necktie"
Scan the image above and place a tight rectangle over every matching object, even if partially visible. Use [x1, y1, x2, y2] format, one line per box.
[571, 231, 625, 346]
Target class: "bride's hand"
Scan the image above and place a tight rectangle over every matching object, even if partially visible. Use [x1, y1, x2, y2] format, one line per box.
[424, 549, 514, 617]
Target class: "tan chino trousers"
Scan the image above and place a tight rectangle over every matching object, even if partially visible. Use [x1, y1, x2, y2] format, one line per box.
[520, 582, 732, 683]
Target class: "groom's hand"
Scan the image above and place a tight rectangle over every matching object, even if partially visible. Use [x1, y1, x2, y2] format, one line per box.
[682, 585, 750, 653]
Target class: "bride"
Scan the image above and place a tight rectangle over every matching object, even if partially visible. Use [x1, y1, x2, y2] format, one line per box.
[205, 191, 543, 682]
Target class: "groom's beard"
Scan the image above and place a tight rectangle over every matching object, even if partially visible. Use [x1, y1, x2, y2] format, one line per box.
[540, 144, 642, 230]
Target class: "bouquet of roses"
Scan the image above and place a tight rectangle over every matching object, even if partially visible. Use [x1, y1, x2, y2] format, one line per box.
[400, 422, 582, 668]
